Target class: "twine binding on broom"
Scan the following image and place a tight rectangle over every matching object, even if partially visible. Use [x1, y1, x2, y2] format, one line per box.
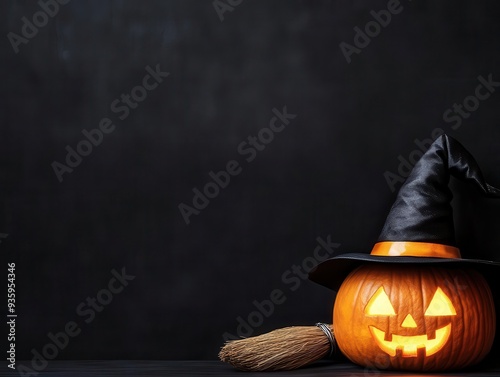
[316, 322, 336, 358]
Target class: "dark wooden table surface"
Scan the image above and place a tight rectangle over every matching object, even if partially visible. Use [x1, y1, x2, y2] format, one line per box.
[4, 361, 500, 377]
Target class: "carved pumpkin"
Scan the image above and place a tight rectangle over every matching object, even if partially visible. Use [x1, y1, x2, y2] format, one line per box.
[333, 264, 496, 371]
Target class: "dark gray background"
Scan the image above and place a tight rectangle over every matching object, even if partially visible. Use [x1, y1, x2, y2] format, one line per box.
[2, 0, 500, 362]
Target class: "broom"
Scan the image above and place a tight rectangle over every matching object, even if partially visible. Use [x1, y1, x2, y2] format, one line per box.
[219, 323, 336, 371]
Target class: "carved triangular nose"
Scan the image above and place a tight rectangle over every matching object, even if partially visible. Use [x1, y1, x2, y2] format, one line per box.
[401, 314, 417, 328]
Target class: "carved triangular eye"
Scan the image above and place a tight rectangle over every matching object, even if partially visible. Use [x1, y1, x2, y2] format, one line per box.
[425, 287, 457, 316]
[365, 286, 396, 316]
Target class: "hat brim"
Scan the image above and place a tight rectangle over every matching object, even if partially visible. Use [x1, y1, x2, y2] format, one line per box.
[308, 253, 500, 291]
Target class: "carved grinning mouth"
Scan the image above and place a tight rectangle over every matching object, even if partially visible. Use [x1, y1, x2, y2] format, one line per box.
[369, 323, 452, 357]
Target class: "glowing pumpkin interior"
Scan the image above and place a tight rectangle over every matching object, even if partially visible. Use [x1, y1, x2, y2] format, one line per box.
[365, 286, 456, 357]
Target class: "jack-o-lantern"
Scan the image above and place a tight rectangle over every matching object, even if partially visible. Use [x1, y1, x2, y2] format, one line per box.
[309, 135, 500, 372]
[333, 264, 496, 371]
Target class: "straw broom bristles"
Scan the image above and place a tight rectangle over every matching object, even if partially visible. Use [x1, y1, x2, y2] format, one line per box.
[219, 324, 335, 371]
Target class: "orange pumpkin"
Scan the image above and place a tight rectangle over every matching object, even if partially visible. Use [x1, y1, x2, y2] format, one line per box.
[333, 264, 496, 371]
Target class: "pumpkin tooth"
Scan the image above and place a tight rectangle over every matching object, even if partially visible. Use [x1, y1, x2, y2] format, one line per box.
[395, 347, 404, 358]
[416, 346, 426, 358]
[384, 332, 393, 342]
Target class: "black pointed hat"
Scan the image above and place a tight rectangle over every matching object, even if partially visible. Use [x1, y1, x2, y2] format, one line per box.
[309, 134, 500, 291]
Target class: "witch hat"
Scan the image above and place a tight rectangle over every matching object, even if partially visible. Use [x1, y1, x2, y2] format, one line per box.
[309, 134, 500, 290]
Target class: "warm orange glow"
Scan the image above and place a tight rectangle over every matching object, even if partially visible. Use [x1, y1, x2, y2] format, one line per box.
[365, 286, 456, 358]
[401, 314, 417, 328]
[369, 324, 452, 357]
[425, 287, 457, 316]
[334, 265, 496, 371]
[370, 242, 461, 259]
[365, 286, 396, 316]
